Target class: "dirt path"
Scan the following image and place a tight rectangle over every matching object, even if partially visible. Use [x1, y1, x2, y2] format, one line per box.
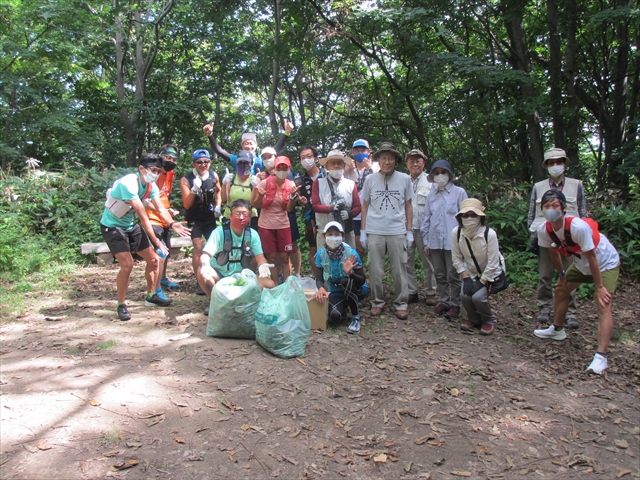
[1, 259, 639, 479]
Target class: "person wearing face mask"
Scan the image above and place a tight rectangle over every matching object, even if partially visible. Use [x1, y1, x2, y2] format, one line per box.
[199, 199, 276, 298]
[297, 146, 324, 269]
[202, 120, 294, 175]
[346, 139, 378, 257]
[311, 150, 361, 250]
[251, 156, 305, 281]
[533, 190, 619, 375]
[360, 142, 414, 320]
[451, 199, 506, 336]
[221, 150, 259, 229]
[528, 148, 587, 330]
[420, 159, 468, 319]
[145, 145, 182, 300]
[100, 154, 191, 321]
[180, 149, 222, 295]
[314, 222, 367, 334]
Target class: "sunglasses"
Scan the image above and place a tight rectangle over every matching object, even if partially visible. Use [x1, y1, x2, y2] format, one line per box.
[194, 160, 211, 165]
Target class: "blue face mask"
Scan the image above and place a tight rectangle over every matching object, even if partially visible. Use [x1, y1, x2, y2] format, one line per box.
[353, 153, 368, 163]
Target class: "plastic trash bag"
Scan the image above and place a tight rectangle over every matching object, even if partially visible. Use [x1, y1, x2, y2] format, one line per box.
[297, 276, 317, 290]
[206, 269, 262, 339]
[255, 276, 311, 358]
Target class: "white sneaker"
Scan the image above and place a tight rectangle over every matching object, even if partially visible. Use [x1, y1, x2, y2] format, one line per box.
[586, 353, 608, 374]
[533, 325, 567, 341]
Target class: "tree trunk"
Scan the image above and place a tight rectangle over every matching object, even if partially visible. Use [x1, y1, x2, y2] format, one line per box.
[547, 0, 565, 150]
[268, 0, 281, 136]
[565, 0, 579, 166]
[2, 88, 16, 171]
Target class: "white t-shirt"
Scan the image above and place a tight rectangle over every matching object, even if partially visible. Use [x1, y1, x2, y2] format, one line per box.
[537, 217, 619, 275]
[360, 170, 413, 235]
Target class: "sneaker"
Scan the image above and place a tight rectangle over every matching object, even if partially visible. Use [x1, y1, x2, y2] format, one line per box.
[195, 283, 206, 296]
[533, 325, 566, 341]
[445, 306, 460, 319]
[537, 312, 550, 323]
[347, 315, 362, 334]
[161, 277, 179, 288]
[566, 317, 580, 330]
[155, 288, 170, 302]
[145, 293, 172, 307]
[480, 323, 495, 336]
[434, 303, 449, 315]
[460, 320, 477, 331]
[117, 304, 131, 321]
[586, 353, 608, 374]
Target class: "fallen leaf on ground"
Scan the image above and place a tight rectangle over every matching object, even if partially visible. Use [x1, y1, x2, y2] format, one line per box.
[450, 472, 472, 477]
[615, 439, 629, 449]
[173, 437, 185, 444]
[111, 459, 138, 471]
[415, 435, 435, 445]
[373, 453, 387, 463]
[404, 461, 412, 472]
[37, 440, 52, 450]
[89, 399, 101, 406]
[147, 415, 165, 427]
[617, 469, 632, 478]
[296, 358, 306, 366]
[102, 450, 120, 457]
[170, 398, 189, 407]
[126, 441, 142, 449]
[195, 427, 210, 433]
[138, 412, 164, 419]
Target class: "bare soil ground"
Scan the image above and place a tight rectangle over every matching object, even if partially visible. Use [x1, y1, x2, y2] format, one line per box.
[1, 258, 639, 480]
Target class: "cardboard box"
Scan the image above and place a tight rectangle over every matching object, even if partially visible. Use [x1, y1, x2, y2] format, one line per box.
[304, 289, 328, 331]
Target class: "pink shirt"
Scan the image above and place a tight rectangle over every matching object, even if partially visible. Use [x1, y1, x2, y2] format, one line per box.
[257, 179, 290, 230]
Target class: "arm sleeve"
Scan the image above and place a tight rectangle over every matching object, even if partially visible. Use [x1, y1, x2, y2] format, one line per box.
[349, 265, 366, 286]
[315, 265, 325, 289]
[273, 133, 289, 153]
[451, 228, 466, 274]
[482, 229, 502, 282]
[350, 187, 362, 217]
[207, 134, 231, 162]
[311, 180, 332, 213]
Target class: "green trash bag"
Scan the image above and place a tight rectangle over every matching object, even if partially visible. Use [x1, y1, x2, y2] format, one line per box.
[255, 276, 311, 359]
[206, 269, 262, 339]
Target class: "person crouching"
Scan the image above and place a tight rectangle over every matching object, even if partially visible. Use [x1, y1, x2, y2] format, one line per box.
[314, 221, 368, 334]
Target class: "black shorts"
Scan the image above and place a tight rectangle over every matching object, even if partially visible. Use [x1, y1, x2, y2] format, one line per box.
[189, 219, 217, 242]
[101, 223, 151, 256]
[288, 212, 300, 242]
[304, 219, 317, 247]
[152, 225, 172, 253]
[353, 220, 362, 236]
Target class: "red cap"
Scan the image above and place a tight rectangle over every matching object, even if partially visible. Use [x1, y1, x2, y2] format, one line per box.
[274, 156, 291, 168]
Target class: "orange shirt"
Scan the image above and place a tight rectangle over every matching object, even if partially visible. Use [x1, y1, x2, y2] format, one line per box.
[146, 171, 174, 227]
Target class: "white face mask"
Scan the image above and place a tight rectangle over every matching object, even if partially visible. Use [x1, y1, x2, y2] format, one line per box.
[143, 170, 159, 183]
[301, 158, 316, 170]
[543, 209, 564, 223]
[328, 169, 344, 179]
[325, 236, 343, 249]
[275, 170, 289, 179]
[433, 173, 449, 187]
[548, 165, 565, 178]
[263, 158, 275, 170]
[461, 217, 481, 229]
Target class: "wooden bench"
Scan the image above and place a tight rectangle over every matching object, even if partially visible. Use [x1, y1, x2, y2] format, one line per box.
[81, 236, 194, 265]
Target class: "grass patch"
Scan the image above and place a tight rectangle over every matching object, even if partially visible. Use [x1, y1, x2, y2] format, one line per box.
[96, 339, 117, 350]
[65, 346, 82, 355]
[98, 427, 122, 444]
[612, 330, 637, 345]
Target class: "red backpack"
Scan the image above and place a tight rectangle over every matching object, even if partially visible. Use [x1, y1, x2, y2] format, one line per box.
[261, 175, 291, 210]
[545, 216, 600, 258]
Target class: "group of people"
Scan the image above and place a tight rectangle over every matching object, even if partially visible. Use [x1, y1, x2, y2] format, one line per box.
[99, 131, 620, 373]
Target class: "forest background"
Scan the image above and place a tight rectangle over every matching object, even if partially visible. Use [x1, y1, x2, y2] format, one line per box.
[0, 0, 639, 312]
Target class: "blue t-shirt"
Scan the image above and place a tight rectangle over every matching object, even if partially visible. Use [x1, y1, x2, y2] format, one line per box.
[315, 246, 363, 293]
[100, 173, 159, 230]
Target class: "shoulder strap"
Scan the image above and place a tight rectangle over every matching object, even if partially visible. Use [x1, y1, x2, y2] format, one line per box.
[563, 216, 576, 246]
[463, 236, 483, 279]
[545, 220, 563, 248]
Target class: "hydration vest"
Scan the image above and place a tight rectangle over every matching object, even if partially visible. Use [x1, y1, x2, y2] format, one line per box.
[215, 221, 253, 270]
[261, 176, 291, 210]
[545, 216, 600, 258]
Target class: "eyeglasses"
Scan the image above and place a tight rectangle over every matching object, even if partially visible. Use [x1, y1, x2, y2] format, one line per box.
[231, 212, 250, 218]
[195, 160, 211, 165]
[460, 212, 478, 218]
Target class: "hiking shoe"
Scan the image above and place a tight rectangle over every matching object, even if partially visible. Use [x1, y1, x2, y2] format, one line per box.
[145, 293, 172, 307]
[155, 288, 170, 302]
[537, 311, 550, 323]
[460, 320, 477, 331]
[586, 353, 608, 374]
[347, 315, 362, 334]
[161, 277, 179, 288]
[408, 293, 419, 304]
[195, 283, 206, 296]
[533, 325, 566, 341]
[434, 303, 449, 315]
[425, 296, 438, 306]
[480, 323, 495, 336]
[370, 307, 383, 316]
[396, 309, 409, 320]
[117, 304, 131, 321]
[445, 306, 460, 319]
[566, 317, 580, 330]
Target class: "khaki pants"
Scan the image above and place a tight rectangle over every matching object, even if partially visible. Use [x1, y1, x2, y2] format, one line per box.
[368, 234, 408, 311]
[406, 228, 437, 297]
[537, 247, 577, 317]
[461, 286, 496, 325]
[430, 249, 461, 307]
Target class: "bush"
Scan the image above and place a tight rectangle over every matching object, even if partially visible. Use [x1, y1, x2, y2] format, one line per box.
[593, 204, 640, 278]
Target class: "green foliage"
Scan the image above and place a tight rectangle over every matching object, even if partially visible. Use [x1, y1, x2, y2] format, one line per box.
[594, 204, 640, 278]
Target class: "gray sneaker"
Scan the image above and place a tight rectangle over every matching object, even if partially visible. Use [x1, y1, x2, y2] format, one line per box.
[566, 317, 580, 330]
[537, 312, 550, 323]
[347, 315, 362, 334]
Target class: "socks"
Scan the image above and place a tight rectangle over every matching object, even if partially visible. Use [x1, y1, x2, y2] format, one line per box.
[596, 351, 607, 357]
[117, 301, 126, 307]
[146, 292, 154, 300]
[553, 325, 564, 331]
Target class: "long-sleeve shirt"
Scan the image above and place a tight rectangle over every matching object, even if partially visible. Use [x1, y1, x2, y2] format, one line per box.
[451, 226, 505, 283]
[207, 133, 289, 174]
[420, 183, 468, 250]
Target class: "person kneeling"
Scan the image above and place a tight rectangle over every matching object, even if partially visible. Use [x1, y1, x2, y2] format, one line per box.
[314, 222, 367, 334]
[199, 200, 275, 301]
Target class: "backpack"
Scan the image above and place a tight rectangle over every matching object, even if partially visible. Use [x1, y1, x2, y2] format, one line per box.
[261, 176, 291, 210]
[104, 174, 152, 218]
[545, 216, 600, 258]
[215, 221, 253, 270]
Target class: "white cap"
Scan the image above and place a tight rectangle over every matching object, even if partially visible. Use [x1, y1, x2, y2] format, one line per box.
[323, 221, 344, 234]
[261, 147, 277, 156]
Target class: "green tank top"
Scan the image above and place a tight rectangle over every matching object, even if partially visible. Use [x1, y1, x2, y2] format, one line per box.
[224, 174, 258, 218]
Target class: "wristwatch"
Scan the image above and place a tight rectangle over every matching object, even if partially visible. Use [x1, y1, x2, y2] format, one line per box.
[558, 270, 566, 277]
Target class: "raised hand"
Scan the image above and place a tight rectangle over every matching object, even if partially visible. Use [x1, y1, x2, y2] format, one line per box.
[202, 122, 214, 137]
[343, 254, 358, 274]
[284, 119, 294, 134]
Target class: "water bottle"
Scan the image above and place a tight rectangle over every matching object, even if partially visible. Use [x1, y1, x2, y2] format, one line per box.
[156, 247, 167, 259]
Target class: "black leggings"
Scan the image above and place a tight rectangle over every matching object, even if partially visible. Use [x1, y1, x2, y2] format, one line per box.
[328, 276, 365, 320]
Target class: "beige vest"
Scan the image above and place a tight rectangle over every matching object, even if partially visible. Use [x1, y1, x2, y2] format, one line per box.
[529, 177, 580, 235]
[315, 177, 355, 230]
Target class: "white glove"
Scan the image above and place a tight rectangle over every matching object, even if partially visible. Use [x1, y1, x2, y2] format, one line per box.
[360, 231, 368, 250]
[405, 230, 414, 248]
[214, 206, 221, 218]
[250, 175, 260, 187]
[201, 263, 215, 282]
[191, 177, 202, 194]
[258, 263, 275, 278]
[222, 168, 233, 184]
[340, 210, 349, 220]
